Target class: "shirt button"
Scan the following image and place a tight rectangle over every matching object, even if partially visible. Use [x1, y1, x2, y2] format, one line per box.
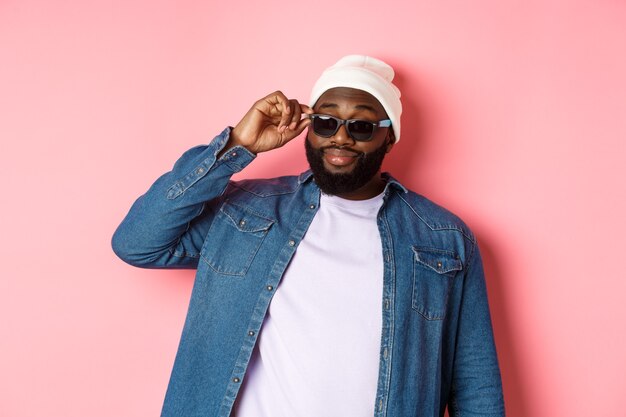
[196, 168, 204, 175]
[239, 220, 246, 226]
[309, 204, 315, 209]
[437, 261, 443, 269]
[231, 152, 237, 157]
[248, 331, 255, 336]
[233, 377, 240, 383]
[267, 285, 273, 291]
[288, 240, 295, 246]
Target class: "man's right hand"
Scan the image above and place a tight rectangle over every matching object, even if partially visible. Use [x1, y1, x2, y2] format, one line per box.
[227, 91, 313, 155]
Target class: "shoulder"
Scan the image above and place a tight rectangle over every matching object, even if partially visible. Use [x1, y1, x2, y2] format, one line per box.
[226, 173, 306, 198]
[384, 175, 475, 243]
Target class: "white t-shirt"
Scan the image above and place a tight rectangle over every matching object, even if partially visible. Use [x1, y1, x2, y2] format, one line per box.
[232, 191, 385, 417]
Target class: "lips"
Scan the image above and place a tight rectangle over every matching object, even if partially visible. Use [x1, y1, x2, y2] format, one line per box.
[322, 147, 361, 167]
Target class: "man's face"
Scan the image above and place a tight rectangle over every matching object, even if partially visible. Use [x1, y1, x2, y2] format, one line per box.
[306, 87, 394, 198]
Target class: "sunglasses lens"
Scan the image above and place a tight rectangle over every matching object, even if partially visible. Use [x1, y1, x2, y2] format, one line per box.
[311, 115, 378, 141]
[312, 116, 339, 137]
[347, 120, 375, 141]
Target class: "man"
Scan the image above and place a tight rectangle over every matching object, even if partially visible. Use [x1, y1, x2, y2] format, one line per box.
[112, 55, 505, 417]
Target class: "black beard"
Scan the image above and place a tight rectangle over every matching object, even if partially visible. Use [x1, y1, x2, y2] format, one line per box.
[305, 138, 388, 196]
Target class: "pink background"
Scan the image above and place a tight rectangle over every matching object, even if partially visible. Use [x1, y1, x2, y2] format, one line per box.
[1, 1, 625, 416]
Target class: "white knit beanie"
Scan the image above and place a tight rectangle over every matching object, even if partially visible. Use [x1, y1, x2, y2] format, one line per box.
[309, 55, 402, 142]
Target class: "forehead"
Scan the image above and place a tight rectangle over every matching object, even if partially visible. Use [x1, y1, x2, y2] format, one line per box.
[314, 87, 387, 117]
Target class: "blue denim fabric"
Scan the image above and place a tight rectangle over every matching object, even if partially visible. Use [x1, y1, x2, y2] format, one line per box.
[112, 127, 505, 417]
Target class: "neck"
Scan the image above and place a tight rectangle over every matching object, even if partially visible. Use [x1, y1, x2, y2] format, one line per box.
[332, 173, 386, 200]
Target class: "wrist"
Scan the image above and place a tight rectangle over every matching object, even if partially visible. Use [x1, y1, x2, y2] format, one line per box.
[217, 127, 256, 159]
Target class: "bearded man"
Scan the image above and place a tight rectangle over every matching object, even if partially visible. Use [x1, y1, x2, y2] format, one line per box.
[112, 55, 505, 417]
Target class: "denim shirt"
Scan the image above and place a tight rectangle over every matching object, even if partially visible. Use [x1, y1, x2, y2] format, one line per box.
[112, 127, 505, 417]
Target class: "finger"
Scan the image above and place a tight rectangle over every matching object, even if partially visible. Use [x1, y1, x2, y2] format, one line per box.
[270, 91, 292, 132]
[289, 116, 311, 138]
[260, 91, 290, 132]
[299, 104, 314, 114]
[288, 100, 302, 130]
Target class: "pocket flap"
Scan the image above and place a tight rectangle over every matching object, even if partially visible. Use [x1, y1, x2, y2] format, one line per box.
[412, 247, 462, 275]
[220, 202, 274, 233]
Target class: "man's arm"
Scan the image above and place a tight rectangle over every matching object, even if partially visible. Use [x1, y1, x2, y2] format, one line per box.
[111, 91, 312, 269]
[448, 243, 506, 416]
[111, 128, 255, 268]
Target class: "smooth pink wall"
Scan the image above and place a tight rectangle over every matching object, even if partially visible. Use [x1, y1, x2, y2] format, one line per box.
[2, 1, 625, 416]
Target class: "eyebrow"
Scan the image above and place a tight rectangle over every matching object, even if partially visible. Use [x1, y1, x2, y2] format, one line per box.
[317, 103, 378, 113]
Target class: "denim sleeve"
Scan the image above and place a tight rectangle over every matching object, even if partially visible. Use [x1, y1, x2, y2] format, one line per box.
[111, 127, 256, 269]
[448, 243, 506, 417]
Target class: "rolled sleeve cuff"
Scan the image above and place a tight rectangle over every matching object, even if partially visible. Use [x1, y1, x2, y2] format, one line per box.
[166, 127, 256, 200]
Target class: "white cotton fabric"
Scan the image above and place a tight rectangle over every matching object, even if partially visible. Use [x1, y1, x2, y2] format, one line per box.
[232, 192, 385, 417]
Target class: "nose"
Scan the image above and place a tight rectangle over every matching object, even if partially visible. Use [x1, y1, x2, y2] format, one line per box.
[331, 123, 355, 146]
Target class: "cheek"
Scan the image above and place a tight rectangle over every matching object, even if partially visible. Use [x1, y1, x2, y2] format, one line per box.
[306, 130, 325, 148]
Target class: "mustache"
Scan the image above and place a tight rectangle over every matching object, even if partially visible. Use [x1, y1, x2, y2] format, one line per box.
[319, 145, 362, 157]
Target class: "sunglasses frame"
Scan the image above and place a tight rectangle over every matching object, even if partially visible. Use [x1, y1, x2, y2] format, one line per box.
[308, 114, 392, 142]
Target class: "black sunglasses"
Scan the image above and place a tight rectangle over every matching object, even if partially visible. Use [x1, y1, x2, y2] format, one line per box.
[308, 114, 391, 142]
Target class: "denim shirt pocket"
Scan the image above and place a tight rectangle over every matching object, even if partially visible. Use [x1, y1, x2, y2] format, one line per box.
[200, 201, 275, 276]
[411, 247, 463, 320]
